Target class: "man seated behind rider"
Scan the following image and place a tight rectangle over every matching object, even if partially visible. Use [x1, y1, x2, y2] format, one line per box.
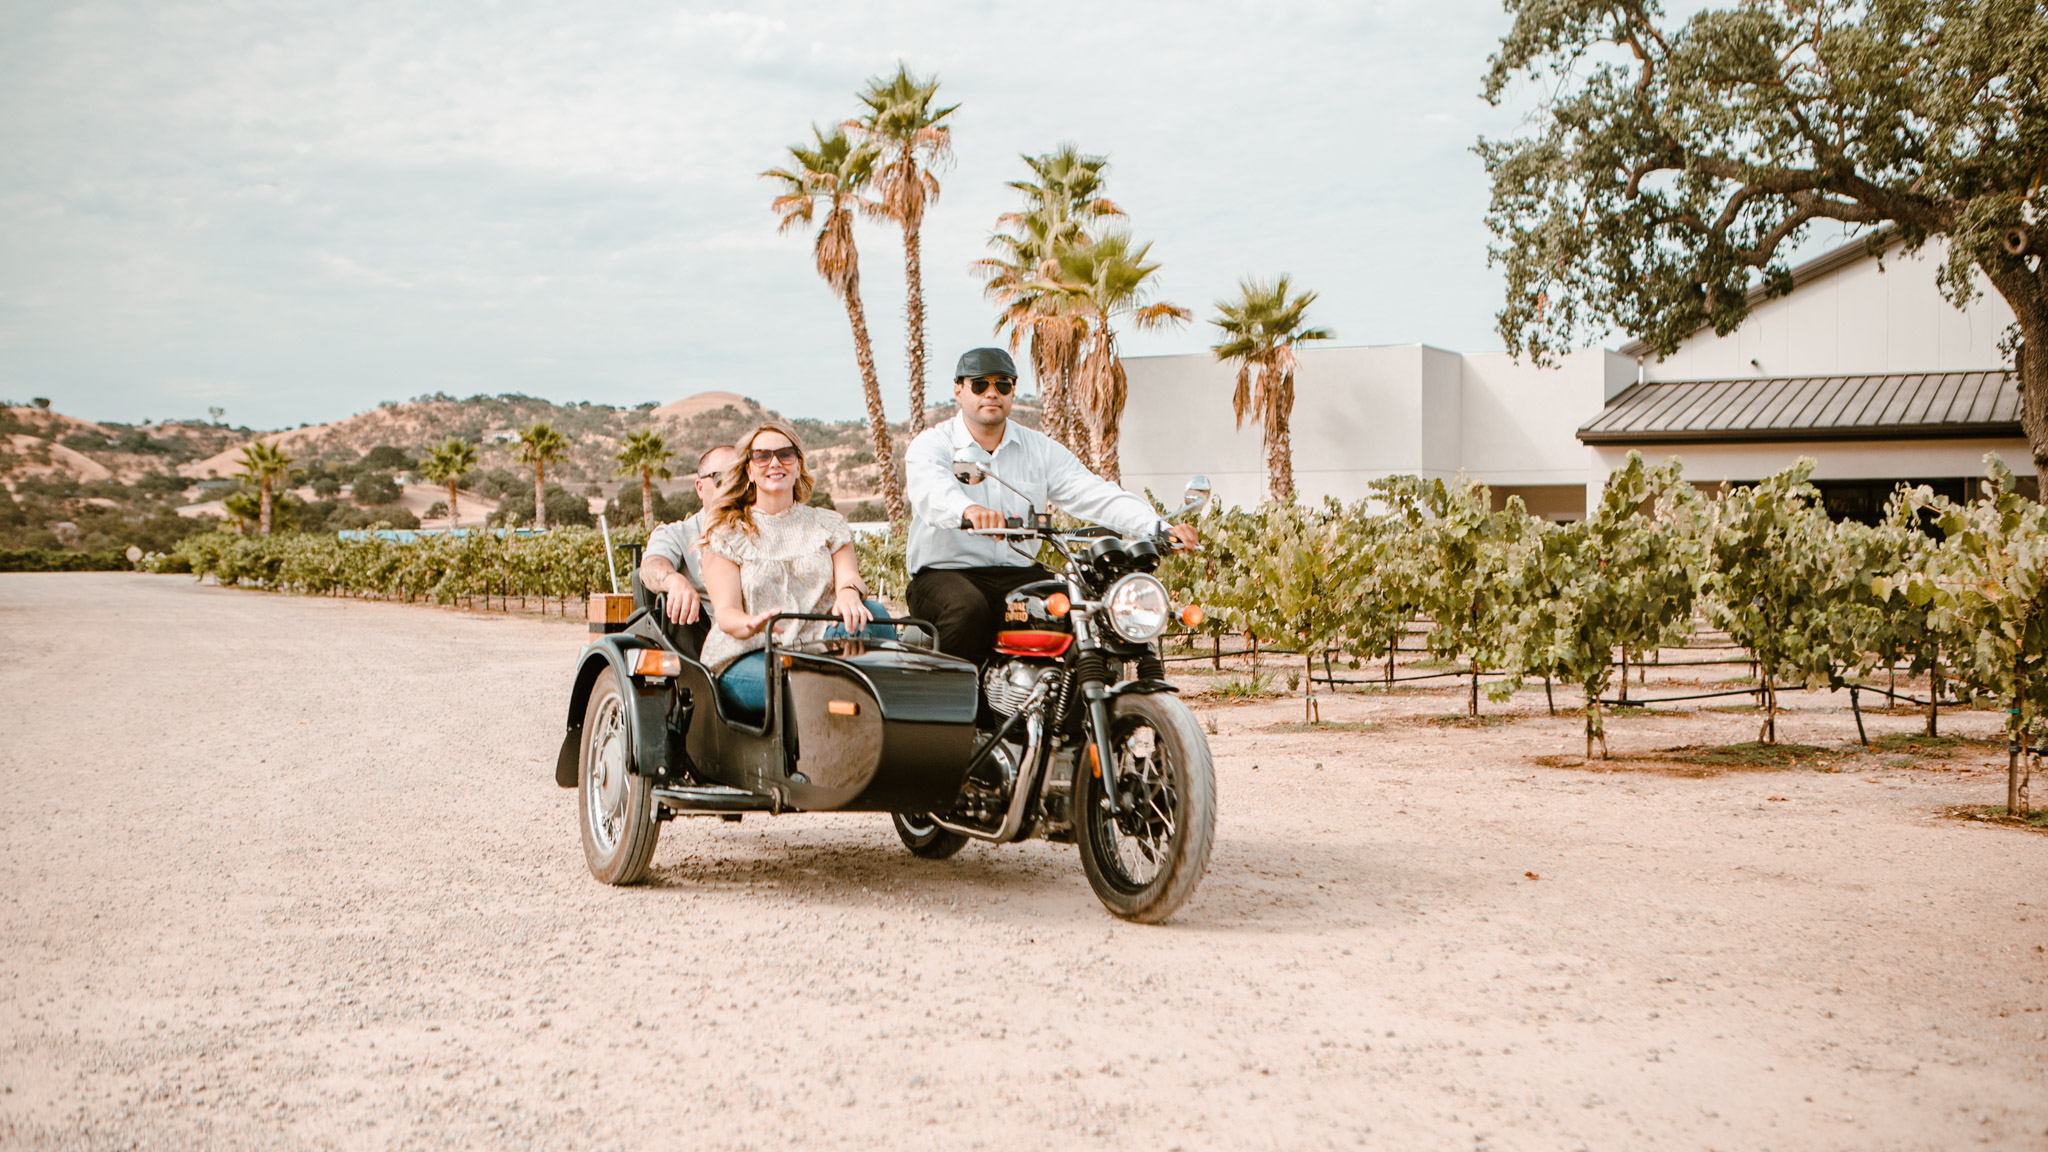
[638, 443, 741, 634]
[905, 347, 1198, 665]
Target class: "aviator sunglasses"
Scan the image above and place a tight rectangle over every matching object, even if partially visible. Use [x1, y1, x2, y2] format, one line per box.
[748, 445, 801, 466]
[965, 375, 1015, 396]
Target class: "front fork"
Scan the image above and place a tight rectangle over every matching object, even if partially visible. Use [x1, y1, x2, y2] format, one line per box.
[1083, 678, 1119, 817]
[1067, 597, 1123, 819]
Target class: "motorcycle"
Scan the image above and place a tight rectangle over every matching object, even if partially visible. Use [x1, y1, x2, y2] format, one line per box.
[554, 467, 1217, 923]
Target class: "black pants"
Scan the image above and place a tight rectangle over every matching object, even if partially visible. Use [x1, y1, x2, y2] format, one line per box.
[906, 565, 1054, 664]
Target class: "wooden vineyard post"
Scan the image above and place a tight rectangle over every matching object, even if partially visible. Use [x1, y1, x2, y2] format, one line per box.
[2010, 674, 2024, 818]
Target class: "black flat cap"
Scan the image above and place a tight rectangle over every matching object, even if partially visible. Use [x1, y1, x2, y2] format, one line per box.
[954, 347, 1018, 380]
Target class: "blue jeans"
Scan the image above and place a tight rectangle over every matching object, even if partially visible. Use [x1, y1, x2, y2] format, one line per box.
[715, 600, 894, 723]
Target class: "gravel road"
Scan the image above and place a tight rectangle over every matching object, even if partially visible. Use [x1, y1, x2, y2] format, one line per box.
[1, 573, 2044, 1151]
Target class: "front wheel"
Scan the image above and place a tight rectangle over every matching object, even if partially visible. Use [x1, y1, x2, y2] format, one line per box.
[1075, 692, 1216, 923]
[579, 666, 661, 884]
[891, 812, 969, 860]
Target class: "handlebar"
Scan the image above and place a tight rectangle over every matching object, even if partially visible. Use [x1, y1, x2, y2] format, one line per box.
[958, 517, 1194, 553]
[959, 514, 1026, 531]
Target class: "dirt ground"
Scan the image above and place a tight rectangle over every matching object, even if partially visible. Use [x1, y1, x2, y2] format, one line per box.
[2, 573, 2044, 1151]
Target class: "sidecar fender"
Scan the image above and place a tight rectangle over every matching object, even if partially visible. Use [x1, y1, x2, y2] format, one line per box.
[557, 637, 675, 788]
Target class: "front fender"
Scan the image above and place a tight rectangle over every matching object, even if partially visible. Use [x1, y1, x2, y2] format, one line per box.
[1108, 679, 1178, 698]
[556, 637, 674, 788]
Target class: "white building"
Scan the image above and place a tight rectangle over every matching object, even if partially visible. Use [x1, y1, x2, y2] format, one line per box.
[1122, 344, 1632, 520]
[1118, 234, 2028, 518]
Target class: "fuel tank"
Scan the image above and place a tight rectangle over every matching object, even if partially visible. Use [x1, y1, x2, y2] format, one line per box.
[994, 579, 1073, 658]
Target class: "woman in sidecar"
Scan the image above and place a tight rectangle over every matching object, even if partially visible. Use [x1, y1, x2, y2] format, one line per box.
[696, 420, 892, 721]
[562, 421, 981, 885]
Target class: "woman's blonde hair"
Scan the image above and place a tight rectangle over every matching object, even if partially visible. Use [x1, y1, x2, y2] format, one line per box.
[703, 419, 816, 536]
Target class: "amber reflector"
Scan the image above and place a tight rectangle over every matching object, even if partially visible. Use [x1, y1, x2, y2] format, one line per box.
[1087, 743, 1102, 777]
[632, 649, 681, 678]
[1179, 603, 1205, 628]
[827, 700, 859, 716]
[1045, 592, 1071, 617]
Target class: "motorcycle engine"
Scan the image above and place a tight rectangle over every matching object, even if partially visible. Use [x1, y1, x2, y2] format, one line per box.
[982, 660, 1044, 716]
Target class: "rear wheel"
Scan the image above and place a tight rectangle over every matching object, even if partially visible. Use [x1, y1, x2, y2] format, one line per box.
[891, 812, 969, 860]
[579, 667, 660, 884]
[1075, 692, 1215, 923]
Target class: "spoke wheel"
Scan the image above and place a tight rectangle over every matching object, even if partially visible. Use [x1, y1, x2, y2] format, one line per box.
[1075, 692, 1215, 923]
[891, 812, 970, 860]
[579, 667, 660, 884]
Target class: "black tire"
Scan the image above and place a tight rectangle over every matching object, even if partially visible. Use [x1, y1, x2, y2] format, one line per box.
[578, 666, 661, 885]
[891, 812, 970, 860]
[1074, 692, 1215, 923]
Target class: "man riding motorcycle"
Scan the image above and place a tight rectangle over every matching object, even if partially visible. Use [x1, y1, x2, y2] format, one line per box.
[904, 347, 1199, 664]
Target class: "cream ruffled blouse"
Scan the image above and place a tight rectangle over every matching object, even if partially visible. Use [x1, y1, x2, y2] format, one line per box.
[698, 503, 855, 672]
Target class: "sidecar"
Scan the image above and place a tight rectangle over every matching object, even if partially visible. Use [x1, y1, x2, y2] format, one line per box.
[555, 581, 980, 884]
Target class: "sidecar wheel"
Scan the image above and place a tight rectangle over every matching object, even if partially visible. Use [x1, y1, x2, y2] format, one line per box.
[1075, 692, 1215, 923]
[579, 666, 661, 885]
[891, 812, 969, 860]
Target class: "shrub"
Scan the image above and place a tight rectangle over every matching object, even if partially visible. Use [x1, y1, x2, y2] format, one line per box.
[0, 549, 130, 572]
[353, 472, 401, 505]
[492, 485, 595, 528]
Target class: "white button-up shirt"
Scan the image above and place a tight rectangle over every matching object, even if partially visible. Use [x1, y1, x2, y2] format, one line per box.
[905, 416, 1168, 573]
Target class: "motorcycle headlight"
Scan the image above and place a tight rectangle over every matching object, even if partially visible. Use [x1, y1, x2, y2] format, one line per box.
[1103, 573, 1172, 643]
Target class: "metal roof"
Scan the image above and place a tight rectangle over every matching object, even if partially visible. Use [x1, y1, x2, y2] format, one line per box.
[1577, 371, 2020, 444]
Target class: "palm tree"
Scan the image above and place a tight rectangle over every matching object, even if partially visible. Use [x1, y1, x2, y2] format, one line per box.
[974, 144, 1122, 458]
[614, 430, 673, 531]
[1210, 276, 1333, 504]
[1044, 231, 1190, 483]
[764, 126, 905, 526]
[237, 441, 294, 536]
[850, 64, 956, 437]
[514, 423, 570, 530]
[419, 439, 479, 526]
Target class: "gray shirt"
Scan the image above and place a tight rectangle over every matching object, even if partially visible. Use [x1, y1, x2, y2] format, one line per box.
[644, 511, 708, 596]
[903, 415, 1167, 573]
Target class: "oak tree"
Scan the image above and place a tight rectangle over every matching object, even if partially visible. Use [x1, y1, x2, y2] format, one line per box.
[1481, 0, 2048, 483]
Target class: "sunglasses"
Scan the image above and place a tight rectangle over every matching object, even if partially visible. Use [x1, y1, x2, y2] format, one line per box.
[965, 375, 1015, 396]
[748, 445, 801, 466]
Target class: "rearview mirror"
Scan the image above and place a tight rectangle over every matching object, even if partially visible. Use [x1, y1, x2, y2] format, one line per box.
[1175, 475, 1212, 518]
[951, 453, 986, 486]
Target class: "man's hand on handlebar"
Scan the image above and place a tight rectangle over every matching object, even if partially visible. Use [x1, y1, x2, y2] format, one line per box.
[1166, 522, 1199, 551]
[960, 504, 1008, 531]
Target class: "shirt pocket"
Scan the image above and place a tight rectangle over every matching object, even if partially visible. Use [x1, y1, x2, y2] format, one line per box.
[1009, 477, 1047, 516]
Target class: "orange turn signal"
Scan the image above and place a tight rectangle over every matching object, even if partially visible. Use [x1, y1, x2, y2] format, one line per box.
[632, 649, 682, 678]
[1044, 592, 1071, 617]
[1088, 743, 1102, 777]
[827, 700, 859, 716]
[1179, 603, 1205, 628]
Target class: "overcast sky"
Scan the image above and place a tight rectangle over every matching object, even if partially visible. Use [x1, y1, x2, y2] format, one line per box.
[3, 0, 1575, 429]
